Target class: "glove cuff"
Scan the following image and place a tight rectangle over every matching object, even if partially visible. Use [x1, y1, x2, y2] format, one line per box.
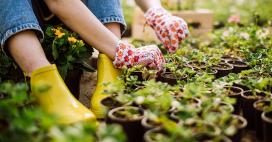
[144, 7, 171, 28]
[113, 41, 135, 69]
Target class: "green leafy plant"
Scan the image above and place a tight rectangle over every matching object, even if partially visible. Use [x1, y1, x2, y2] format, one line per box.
[43, 26, 94, 79]
[0, 52, 24, 83]
[0, 82, 126, 142]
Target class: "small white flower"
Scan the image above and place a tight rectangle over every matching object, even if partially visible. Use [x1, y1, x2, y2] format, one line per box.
[135, 96, 145, 105]
[240, 32, 250, 40]
[223, 31, 230, 38]
[214, 98, 221, 104]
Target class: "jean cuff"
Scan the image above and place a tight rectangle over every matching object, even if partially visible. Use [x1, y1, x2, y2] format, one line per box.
[99, 16, 127, 36]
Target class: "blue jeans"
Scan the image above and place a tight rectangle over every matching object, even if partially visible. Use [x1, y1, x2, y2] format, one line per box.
[0, 0, 126, 51]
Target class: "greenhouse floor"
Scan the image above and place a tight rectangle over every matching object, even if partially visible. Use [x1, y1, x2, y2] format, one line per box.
[78, 71, 260, 142]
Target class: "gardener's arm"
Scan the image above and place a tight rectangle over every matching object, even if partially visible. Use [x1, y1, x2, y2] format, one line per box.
[44, 0, 118, 59]
[44, 0, 164, 70]
[134, 0, 162, 12]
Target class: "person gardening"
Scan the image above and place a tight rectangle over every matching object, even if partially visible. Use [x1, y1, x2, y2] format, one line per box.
[0, 0, 189, 123]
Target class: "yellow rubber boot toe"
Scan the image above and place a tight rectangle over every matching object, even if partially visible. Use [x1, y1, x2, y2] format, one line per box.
[30, 64, 96, 124]
[91, 54, 121, 119]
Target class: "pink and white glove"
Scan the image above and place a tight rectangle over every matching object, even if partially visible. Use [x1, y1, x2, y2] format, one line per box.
[145, 7, 189, 53]
[113, 41, 165, 71]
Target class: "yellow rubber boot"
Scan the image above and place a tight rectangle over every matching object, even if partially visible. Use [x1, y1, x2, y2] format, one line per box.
[91, 54, 121, 119]
[30, 64, 96, 124]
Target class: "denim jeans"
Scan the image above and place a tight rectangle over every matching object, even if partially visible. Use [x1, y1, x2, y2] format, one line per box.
[0, 0, 126, 51]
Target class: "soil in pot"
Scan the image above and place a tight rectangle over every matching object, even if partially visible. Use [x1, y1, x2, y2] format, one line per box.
[158, 72, 187, 86]
[212, 63, 234, 78]
[262, 111, 272, 142]
[64, 69, 83, 99]
[101, 96, 123, 111]
[223, 86, 243, 114]
[241, 90, 267, 130]
[186, 61, 207, 69]
[193, 67, 218, 76]
[253, 99, 272, 140]
[227, 60, 249, 73]
[107, 106, 145, 142]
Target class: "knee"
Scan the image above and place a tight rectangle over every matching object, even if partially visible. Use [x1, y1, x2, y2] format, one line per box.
[44, 0, 81, 14]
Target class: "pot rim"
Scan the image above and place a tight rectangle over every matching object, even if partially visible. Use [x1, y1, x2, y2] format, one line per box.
[161, 72, 188, 79]
[108, 106, 145, 122]
[241, 90, 267, 100]
[141, 117, 162, 129]
[144, 127, 165, 142]
[223, 85, 243, 96]
[231, 114, 248, 129]
[261, 111, 272, 123]
[227, 60, 248, 66]
[253, 99, 272, 111]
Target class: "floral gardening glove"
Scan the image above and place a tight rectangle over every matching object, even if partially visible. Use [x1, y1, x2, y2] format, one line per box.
[145, 7, 189, 53]
[113, 41, 165, 71]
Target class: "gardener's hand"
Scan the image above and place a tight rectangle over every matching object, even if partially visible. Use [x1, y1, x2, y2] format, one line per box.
[145, 7, 189, 53]
[113, 41, 165, 71]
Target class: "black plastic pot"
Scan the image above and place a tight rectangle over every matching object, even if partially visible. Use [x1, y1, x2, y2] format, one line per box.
[233, 83, 250, 92]
[159, 72, 187, 86]
[64, 69, 83, 99]
[144, 127, 191, 142]
[141, 117, 162, 131]
[195, 134, 232, 142]
[0, 119, 8, 132]
[253, 99, 272, 140]
[262, 111, 272, 142]
[227, 60, 249, 73]
[193, 67, 218, 76]
[144, 128, 170, 142]
[107, 106, 145, 142]
[212, 63, 234, 78]
[228, 115, 248, 142]
[185, 61, 207, 69]
[223, 86, 243, 115]
[241, 90, 266, 130]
